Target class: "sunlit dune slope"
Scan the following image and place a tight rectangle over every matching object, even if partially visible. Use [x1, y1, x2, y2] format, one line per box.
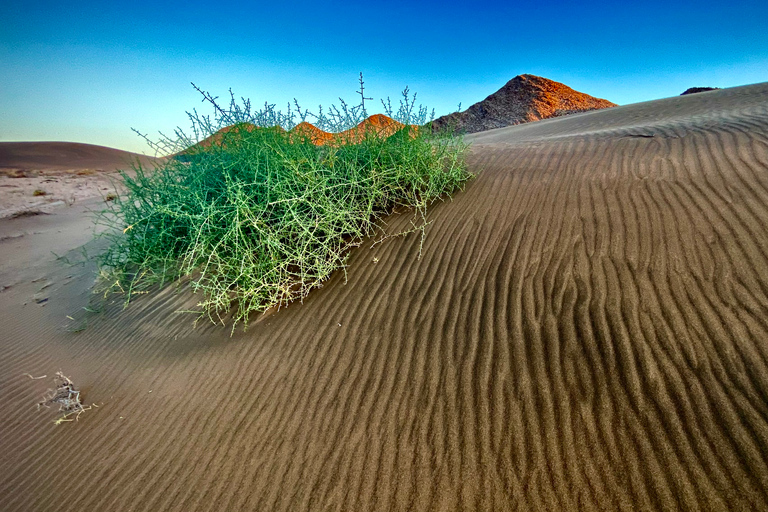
[190, 113, 412, 152]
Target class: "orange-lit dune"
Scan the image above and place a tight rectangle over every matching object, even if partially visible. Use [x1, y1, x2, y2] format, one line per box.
[190, 114, 414, 152]
[335, 113, 409, 142]
[291, 121, 334, 145]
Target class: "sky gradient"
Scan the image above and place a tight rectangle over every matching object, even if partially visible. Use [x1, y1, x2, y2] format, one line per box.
[1, 0, 767, 154]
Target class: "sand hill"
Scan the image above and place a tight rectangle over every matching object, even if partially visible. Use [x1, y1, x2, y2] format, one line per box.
[289, 114, 409, 145]
[0, 142, 161, 218]
[432, 74, 617, 134]
[0, 141, 158, 173]
[1, 82, 768, 511]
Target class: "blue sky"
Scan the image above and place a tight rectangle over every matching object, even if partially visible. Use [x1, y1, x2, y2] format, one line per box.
[1, 0, 766, 154]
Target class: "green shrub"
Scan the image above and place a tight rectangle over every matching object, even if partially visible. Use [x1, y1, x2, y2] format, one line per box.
[97, 77, 472, 328]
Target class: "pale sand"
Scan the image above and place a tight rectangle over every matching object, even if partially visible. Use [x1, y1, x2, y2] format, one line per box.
[0, 142, 160, 218]
[1, 83, 768, 511]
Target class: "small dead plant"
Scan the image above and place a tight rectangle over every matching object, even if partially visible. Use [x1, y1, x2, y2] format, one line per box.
[37, 371, 94, 424]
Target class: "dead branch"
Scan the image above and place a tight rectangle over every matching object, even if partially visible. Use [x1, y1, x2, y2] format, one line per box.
[37, 372, 93, 425]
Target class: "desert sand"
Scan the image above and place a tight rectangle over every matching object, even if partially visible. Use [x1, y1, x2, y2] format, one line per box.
[0, 142, 160, 218]
[1, 83, 768, 511]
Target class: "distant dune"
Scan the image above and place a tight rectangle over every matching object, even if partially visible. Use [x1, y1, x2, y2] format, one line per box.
[0, 142, 162, 218]
[2, 82, 768, 511]
[0, 141, 160, 172]
[432, 74, 617, 134]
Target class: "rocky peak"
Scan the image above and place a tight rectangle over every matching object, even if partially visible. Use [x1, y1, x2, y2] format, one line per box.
[431, 74, 616, 134]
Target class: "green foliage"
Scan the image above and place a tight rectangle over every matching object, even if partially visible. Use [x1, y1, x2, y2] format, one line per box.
[98, 78, 472, 329]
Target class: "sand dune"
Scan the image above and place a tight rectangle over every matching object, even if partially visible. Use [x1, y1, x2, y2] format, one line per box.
[0, 142, 161, 218]
[1, 83, 768, 511]
[291, 114, 408, 145]
[0, 141, 158, 172]
[194, 114, 409, 150]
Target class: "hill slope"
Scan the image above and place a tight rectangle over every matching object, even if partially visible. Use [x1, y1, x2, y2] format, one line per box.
[432, 74, 616, 134]
[0, 141, 159, 172]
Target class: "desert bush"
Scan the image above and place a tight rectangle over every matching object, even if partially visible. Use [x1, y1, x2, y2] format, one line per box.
[97, 76, 471, 329]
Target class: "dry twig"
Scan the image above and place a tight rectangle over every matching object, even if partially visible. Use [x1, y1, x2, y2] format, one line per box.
[37, 372, 93, 425]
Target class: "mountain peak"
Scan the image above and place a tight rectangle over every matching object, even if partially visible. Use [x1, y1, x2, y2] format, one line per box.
[432, 74, 616, 134]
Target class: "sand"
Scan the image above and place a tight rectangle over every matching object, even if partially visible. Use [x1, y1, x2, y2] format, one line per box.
[0, 142, 160, 218]
[1, 83, 768, 511]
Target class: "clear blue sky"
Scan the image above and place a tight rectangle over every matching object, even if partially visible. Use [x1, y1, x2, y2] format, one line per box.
[1, 0, 766, 154]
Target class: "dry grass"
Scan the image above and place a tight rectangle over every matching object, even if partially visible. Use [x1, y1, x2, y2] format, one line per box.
[36, 372, 94, 425]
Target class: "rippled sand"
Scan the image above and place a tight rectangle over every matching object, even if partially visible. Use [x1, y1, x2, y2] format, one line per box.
[2, 83, 768, 511]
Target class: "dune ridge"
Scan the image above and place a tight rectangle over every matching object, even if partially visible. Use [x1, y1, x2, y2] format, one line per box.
[0, 142, 162, 219]
[1, 83, 768, 511]
[0, 141, 159, 172]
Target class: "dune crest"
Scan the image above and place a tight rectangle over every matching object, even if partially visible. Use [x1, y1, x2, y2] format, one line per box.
[0, 141, 159, 172]
[289, 115, 407, 145]
[0, 142, 162, 218]
[191, 114, 412, 152]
